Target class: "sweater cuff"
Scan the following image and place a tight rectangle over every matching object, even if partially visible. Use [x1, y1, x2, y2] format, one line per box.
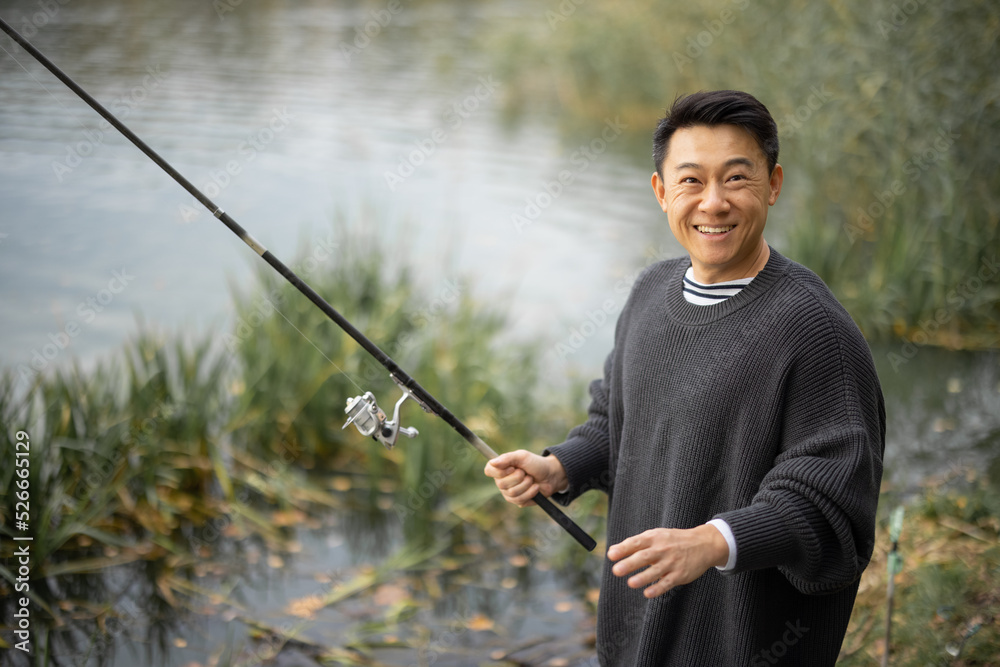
[714, 503, 799, 573]
[542, 437, 609, 505]
[706, 519, 737, 571]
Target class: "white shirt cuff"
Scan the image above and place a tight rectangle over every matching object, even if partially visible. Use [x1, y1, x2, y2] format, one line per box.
[706, 518, 737, 572]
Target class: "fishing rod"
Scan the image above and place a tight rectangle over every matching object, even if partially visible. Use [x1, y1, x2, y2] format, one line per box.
[0, 17, 596, 552]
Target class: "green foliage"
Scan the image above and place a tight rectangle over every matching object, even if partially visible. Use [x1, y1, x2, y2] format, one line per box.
[841, 467, 1000, 665]
[489, 0, 1000, 346]
[223, 227, 585, 546]
[0, 224, 591, 651]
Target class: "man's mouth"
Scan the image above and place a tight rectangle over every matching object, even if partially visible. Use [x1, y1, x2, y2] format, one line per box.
[696, 225, 734, 235]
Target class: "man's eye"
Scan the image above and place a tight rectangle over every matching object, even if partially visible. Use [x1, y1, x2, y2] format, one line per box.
[729, 174, 745, 182]
[682, 177, 699, 184]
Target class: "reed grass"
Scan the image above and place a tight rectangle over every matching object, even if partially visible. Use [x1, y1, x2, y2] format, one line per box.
[0, 224, 592, 663]
[487, 0, 1000, 347]
[841, 465, 1000, 665]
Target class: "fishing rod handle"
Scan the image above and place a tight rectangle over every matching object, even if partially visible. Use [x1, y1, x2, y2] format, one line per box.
[532, 494, 597, 552]
[469, 434, 597, 552]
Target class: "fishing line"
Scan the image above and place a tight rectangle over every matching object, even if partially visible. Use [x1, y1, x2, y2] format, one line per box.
[271, 305, 365, 394]
[0, 17, 596, 551]
[0, 40, 81, 124]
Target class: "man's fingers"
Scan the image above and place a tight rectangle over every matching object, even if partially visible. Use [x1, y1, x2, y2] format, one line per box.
[607, 534, 647, 562]
[483, 450, 551, 509]
[610, 549, 657, 578]
[626, 561, 670, 589]
[487, 453, 510, 468]
[496, 469, 527, 491]
[607, 528, 717, 598]
[613, 553, 678, 594]
[511, 482, 540, 507]
[488, 451, 526, 470]
[641, 575, 675, 598]
[505, 474, 535, 498]
[483, 462, 515, 479]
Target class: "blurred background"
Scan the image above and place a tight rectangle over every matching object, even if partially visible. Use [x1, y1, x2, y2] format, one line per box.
[0, 0, 997, 665]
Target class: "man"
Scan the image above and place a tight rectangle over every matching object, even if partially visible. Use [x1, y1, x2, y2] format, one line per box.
[485, 90, 885, 665]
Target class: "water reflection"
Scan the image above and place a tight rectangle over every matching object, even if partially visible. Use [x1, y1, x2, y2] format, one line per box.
[0, 0, 666, 380]
[1, 499, 596, 666]
[876, 346, 1000, 487]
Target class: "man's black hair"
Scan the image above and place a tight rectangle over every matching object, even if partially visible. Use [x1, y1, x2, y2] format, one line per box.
[652, 90, 779, 178]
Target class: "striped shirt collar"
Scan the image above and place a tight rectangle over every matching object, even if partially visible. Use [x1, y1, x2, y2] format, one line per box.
[682, 267, 754, 306]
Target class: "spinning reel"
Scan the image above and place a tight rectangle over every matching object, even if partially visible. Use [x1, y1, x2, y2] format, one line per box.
[342, 374, 429, 449]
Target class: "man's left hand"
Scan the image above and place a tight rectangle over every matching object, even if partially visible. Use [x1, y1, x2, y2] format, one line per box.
[607, 525, 729, 599]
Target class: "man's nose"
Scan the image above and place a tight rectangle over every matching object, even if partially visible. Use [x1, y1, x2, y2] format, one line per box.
[699, 182, 731, 215]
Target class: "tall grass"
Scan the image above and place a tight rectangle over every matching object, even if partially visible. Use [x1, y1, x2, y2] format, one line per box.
[226, 229, 591, 543]
[488, 0, 1000, 346]
[0, 224, 594, 662]
[841, 464, 1000, 665]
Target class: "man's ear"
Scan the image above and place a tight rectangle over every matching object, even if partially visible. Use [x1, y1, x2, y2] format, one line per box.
[651, 171, 669, 212]
[768, 164, 784, 206]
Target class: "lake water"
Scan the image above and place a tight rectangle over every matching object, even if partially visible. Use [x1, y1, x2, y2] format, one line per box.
[1, 1, 998, 663]
[0, 0, 671, 376]
[2, 0, 993, 485]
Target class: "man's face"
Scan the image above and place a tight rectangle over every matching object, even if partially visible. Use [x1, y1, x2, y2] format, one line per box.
[652, 124, 783, 283]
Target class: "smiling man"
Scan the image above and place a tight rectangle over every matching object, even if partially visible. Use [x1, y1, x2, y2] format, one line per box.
[652, 122, 780, 284]
[485, 90, 886, 665]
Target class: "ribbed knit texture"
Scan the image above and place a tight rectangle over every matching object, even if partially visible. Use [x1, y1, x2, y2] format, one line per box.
[545, 248, 886, 666]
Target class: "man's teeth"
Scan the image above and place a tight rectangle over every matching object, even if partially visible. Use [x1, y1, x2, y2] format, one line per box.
[697, 225, 734, 234]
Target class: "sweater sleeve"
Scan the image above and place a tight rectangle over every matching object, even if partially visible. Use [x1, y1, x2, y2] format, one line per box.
[714, 314, 886, 594]
[543, 352, 615, 505]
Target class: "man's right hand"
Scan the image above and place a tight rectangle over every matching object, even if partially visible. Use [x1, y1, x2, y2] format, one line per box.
[484, 450, 568, 507]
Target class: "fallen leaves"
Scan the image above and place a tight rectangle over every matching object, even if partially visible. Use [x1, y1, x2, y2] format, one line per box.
[285, 594, 326, 619]
[373, 584, 409, 607]
[331, 476, 353, 492]
[508, 554, 529, 567]
[466, 613, 495, 631]
[270, 509, 306, 527]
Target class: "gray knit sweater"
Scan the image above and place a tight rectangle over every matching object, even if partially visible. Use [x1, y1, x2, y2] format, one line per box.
[546, 248, 885, 666]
